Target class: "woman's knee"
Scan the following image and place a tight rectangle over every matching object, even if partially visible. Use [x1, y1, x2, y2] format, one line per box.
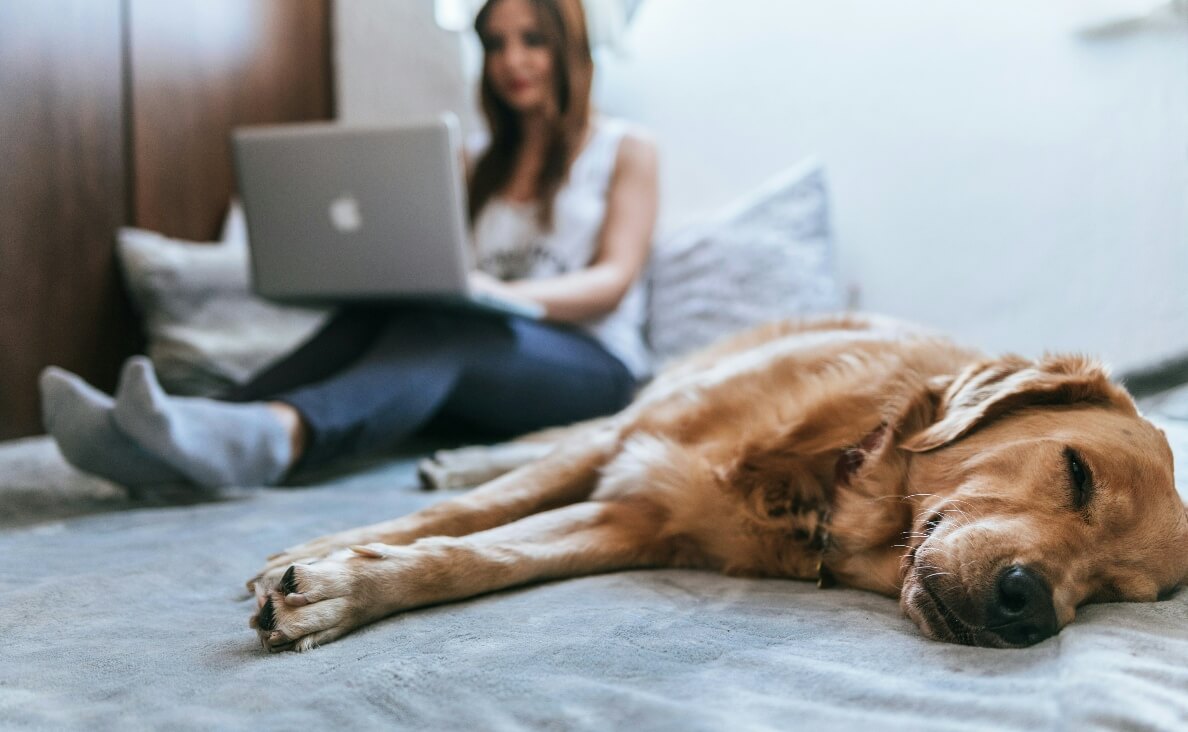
[446, 363, 633, 436]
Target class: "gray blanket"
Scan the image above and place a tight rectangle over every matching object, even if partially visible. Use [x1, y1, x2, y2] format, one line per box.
[4, 414, 1188, 730]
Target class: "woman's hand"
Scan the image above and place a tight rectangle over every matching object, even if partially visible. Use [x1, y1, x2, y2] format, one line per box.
[467, 270, 511, 298]
[468, 271, 545, 311]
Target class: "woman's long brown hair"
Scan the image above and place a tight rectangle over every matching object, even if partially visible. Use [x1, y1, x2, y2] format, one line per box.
[469, 0, 593, 230]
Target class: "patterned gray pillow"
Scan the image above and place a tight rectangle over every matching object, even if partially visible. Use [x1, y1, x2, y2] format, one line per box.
[117, 204, 329, 396]
[646, 159, 845, 366]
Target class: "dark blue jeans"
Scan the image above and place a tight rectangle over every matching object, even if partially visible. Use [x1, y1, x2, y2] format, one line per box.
[225, 306, 636, 469]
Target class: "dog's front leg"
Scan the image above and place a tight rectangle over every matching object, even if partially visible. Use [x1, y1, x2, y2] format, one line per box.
[250, 499, 667, 652]
[249, 427, 620, 587]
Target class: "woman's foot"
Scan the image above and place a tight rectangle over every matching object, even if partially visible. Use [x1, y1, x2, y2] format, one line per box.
[39, 367, 188, 488]
[112, 357, 294, 489]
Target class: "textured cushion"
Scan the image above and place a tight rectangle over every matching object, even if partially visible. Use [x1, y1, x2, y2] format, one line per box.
[117, 204, 330, 396]
[646, 159, 845, 366]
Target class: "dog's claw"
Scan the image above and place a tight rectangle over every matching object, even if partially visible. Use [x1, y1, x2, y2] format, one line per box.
[281, 565, 299, 595]
[417, 459, 443, 491]
[255, 599, 276, 631]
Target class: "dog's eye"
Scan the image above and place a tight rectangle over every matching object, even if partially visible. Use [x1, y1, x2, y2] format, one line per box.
[922, 512, 944, 537]
[1065, 447, 1093, 510]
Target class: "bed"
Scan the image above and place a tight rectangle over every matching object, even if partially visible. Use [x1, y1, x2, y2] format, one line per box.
[3, 402, 1188, 730]
[8, 142, 1188, 729]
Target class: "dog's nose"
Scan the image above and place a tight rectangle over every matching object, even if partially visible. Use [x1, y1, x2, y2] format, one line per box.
[985, 565, 1058, 647]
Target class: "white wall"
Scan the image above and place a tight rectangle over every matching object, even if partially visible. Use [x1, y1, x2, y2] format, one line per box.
[335, 0, 475, 128]
[335, 0, 1188, 372]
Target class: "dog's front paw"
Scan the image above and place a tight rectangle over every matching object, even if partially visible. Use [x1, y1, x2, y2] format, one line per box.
[248, 545, 393, 652]
[246, 529, 379, 592]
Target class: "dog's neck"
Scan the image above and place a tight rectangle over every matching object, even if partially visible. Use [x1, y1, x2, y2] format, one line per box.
[819, 402, 936, 597]
[721, 370, 940, 590]
[815, 423, 893, 588]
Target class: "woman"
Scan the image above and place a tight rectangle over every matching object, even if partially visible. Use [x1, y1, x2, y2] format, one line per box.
[40, 0, 658, 490]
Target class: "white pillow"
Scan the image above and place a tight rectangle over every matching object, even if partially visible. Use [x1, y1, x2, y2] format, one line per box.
[117, 203, 330, 395]
[646, 159, 845, 366]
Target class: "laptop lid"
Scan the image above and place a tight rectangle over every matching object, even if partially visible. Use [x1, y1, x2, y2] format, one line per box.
[232, 115, 472, 304]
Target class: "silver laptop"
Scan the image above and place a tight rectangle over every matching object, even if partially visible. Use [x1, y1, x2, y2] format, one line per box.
[231, 114, 543, 319]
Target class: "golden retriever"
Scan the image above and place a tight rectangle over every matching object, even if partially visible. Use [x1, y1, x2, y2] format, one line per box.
[248, 314, 1188, 651]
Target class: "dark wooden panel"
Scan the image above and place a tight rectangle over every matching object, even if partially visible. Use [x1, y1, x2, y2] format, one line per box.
[0, 2, 135, 439]
[129, 0, 334, 241]
[0, 0, 332, 439]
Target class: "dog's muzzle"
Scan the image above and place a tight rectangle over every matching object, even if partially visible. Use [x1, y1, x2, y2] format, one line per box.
[983, 564, 1058, 647]
[908, 560, 1059, 648]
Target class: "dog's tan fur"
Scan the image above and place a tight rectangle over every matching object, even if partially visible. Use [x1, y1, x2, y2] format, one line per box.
[248, 315, 1188, 651]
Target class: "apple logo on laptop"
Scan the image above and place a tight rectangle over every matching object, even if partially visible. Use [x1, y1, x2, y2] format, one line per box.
[328, 193, 363, 233]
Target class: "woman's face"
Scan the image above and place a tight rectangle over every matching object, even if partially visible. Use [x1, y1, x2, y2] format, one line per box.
[481, 0, 555, 115]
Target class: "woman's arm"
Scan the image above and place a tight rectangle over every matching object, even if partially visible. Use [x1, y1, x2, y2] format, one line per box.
[472, 130, 659, 323]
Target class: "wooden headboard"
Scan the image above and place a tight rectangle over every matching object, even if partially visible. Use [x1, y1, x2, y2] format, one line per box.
[0, 0, 333, 439]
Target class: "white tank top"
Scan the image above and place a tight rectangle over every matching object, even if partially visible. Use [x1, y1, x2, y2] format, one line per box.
[471, 117, 651, 378]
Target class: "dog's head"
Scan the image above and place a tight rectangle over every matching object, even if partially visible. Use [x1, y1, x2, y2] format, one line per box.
[897, 354, 1188, 647]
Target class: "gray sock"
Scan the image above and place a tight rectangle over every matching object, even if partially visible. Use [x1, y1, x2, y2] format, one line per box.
[112, 357, 293, 489]
[39, 367, 189, 489]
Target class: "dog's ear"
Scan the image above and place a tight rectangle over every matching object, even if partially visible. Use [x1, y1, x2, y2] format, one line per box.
[902, 354, 1135, 453]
